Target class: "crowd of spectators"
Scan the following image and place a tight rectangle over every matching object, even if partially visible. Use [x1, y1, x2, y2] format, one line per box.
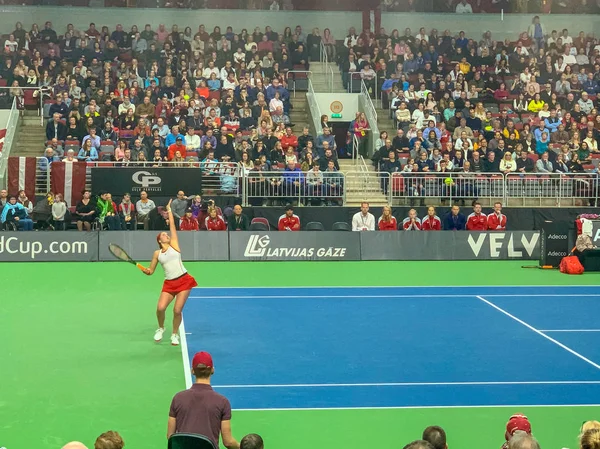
[338, 18, 600, 198]
[0, 21, 350, 197]
[0, 188, 260, 231]
[6, 18, 600, 209]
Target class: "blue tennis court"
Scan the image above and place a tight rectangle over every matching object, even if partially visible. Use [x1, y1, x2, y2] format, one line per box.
[181, 286, 600, 410]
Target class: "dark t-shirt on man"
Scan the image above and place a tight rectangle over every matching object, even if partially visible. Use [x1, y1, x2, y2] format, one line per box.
[169, 383, 232, 447]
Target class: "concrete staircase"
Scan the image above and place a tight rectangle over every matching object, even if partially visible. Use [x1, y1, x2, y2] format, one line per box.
[306, 62, 345, 93]
[13, 111, 45, 157]
[338, 159, 389, 207]
[289, 96, 310, 132]
[375, 103, 395, 137]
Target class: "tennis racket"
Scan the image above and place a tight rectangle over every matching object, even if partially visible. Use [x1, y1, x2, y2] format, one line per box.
[108, 243, 147, 272]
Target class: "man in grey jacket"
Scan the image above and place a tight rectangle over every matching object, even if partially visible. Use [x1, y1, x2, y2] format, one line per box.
[170, 191, 189, 228]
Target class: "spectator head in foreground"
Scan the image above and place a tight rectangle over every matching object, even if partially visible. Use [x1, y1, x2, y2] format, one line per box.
[423, 426, 447, 449]
[581, 428, 600, 449]
[403, 440, 435, 449]
[503, 414, 532, 449]
[285, 204, 294, 217]
[240, 434, 264, 449]
[191, 351, 214, 379]
[62, 443, 88, 449]
[508, 432, 540, 449]
[95, 431, 124, 449]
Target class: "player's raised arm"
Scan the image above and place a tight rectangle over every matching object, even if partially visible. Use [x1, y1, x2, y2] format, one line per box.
[166, 199, 180, 252]
[144, 250, 160, 275]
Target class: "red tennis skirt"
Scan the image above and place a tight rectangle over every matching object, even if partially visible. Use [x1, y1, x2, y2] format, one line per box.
[162, 273, 198, 294]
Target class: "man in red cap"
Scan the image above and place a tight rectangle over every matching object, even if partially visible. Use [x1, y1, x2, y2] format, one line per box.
[168, 351, 240, 449]
[501, 414, 532, 449]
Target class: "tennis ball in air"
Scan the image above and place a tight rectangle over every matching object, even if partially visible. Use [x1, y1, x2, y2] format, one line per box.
[444, 177, 454, 186]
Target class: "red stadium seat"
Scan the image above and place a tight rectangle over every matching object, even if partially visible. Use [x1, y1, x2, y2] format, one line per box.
[251, 217, 270, 230]
[23, 89, 37, 109]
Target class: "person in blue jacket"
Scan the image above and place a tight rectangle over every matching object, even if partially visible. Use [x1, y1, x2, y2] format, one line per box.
[1, 195, 34, 230]
[443, 204, 467, 230]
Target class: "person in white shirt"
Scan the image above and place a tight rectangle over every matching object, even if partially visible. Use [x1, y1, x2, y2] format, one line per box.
[455, 0, 473, 13]
[233, 49, 246, 65]
[220, 61, 235, 81]
[412, 104, 426, 129]
[415, 28, 429, 42]
[186, 127, 201, 154]
[202, 61, 220, 79]
[563, 47, 577, 65]
[352, 202, 375, 231]
[561, 29, 573, 45]
[344, 28, 358, 48]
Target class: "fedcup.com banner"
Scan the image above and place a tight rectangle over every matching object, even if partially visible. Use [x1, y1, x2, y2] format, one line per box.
[0, 232, 98, 261]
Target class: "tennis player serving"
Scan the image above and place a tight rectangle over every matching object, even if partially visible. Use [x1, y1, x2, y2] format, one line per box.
[144, 199, 198, 346]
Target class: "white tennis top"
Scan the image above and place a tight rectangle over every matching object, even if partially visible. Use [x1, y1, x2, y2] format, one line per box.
[158, 246, 187, 280]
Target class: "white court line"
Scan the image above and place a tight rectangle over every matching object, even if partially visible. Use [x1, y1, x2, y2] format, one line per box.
[213, 380, 600, 388]
[476, 295, 600, 371]
[179, 317, 192, 389]
[540, 330, 600, 332]
[188, 294, 600, 300]
[231, 403, 600, 412]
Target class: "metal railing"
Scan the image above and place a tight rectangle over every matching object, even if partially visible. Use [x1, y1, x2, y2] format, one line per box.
[0, 86, 44, 126]
[35, 156, 52, 195]
[19, 156, 600, 209]
[359, 80, 379, 160]
[351, 134, 360, 164]
[345, 170, 390, 204]
[285, 70, 313, 98]
[306, 79, 323, 137]
[390, 172, 505, 206]
[319, 41, 335, 93]
[386, 172, 599, 207]
[245, 170, 345, 206]
[0, 97, 19, 189]
[505, 172, 599, 207]
[346, 72, 362, 93]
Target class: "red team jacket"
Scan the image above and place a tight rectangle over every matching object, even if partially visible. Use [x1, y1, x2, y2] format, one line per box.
[278, 214, 301, 231]
[180, 216, 199, 231]
[466, 212, 488, 231]
[421, 215, 441, 231]
[378, 217, 398, 230]
[487, 212, 507, 230]
[205, 216, 227, 231]
[402, 217, 422, 230]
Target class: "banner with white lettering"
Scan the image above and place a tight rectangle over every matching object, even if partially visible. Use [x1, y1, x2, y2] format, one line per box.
[229, 231, 361, 261]
[360, 231, 540, 260]
[0, 232, 98, 262]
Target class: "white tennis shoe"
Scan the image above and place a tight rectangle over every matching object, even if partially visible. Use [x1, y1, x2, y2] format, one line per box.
[154, 327, 165, 342]
[171, 334, 180, 346]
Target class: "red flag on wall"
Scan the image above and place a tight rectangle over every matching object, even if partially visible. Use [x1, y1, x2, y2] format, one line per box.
[7, 156, 37, 199]
[51, 162, 86, 207]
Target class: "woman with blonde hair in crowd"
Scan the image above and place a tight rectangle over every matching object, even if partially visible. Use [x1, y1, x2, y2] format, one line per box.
[377, 205, 398, 230]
